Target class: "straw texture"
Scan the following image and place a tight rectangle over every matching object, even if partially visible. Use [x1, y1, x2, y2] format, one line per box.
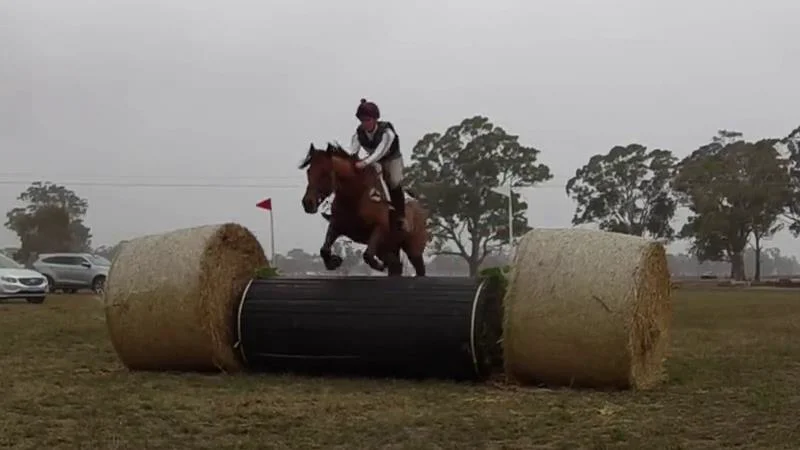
[103, 223, 267, 372]
[503, 228, 672, 390]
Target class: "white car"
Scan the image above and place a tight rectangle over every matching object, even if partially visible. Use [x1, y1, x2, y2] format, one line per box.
[0, 253, 48, 303]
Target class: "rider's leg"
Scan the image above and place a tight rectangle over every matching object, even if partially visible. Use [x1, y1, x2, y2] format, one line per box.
[381, 156, 406, 228]
[370, 162, 392, 201]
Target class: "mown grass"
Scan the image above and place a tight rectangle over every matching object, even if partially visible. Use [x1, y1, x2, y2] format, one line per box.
[1, 287, 799, 449]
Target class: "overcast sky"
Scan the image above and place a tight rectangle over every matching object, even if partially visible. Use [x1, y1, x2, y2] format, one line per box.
[2, 0, 799, 259]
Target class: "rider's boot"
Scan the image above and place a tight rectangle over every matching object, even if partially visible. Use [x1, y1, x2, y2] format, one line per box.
[389, 186, 406, 231]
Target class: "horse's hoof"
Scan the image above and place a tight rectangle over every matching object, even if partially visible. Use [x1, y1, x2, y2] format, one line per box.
[325, 255, 343, 270]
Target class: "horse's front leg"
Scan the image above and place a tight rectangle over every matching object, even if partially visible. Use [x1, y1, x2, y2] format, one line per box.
[363, 227, 387, 272]
[319, 224, 343, 271]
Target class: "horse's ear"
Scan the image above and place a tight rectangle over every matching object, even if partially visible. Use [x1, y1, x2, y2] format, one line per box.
[299, 143, 315, 169]
[298, 150, 311, 169]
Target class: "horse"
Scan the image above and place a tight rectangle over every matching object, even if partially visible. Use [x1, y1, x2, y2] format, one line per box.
[298, 142, 429, 276]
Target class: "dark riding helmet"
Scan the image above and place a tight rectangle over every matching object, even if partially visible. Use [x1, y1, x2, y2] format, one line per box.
[355, 98, 380, 120]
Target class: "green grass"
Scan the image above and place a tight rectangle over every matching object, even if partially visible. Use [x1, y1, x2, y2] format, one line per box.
[1, 287, 799, 449]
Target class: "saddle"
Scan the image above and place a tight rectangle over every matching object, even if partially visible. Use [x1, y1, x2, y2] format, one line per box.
[366, 167, 410, 209]
[366, 167, 411, 233]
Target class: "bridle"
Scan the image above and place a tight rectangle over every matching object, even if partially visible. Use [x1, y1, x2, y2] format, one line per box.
[307, 149, 361, 215]
[309, 154, 338, 214]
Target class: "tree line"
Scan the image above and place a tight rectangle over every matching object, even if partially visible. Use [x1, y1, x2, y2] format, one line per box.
[4, 121, 799, 280]
[405, 119, 799, 279]
[239, 246, 800, 278]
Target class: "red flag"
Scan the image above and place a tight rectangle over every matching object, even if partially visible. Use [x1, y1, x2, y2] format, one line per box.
[256, 198, 272, 210]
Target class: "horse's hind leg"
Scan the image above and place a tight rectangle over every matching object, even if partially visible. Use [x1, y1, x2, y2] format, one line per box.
[385, 248, 403, 276]
[401, 233, 427, 277]
[407, 253, 426, 277]
[401, 203, 427, 277]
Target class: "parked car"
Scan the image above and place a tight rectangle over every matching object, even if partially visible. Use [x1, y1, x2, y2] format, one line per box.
[31, 253, 110, 294]
[0, 253, 48, 303]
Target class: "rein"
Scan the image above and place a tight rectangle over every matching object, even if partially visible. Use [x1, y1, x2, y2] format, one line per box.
[307, 146, 377, 214]
[328, 154, 369, 203]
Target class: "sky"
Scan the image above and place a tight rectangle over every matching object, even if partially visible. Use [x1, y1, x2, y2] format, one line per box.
[2, 0, 799, 259]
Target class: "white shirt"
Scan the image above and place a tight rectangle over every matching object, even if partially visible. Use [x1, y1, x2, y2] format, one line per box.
[350, 125, 397, 166]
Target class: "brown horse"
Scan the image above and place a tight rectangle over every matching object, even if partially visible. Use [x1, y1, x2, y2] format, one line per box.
[299, 142, 428, 276]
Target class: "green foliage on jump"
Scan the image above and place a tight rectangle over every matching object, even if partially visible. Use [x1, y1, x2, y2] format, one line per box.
[254, 265, 280, 279]
[477, 264, 511, 376]
[479, 264, 511, 296]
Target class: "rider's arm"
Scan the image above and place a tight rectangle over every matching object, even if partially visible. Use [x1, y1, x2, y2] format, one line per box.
[349, 132, 362, 155]
[361, 127, 396, 165]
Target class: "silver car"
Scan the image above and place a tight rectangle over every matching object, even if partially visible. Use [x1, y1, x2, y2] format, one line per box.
[31, 253, 110, 294]
[0, 253, 49, 303]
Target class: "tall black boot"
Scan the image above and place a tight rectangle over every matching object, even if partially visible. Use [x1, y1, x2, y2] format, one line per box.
[389, 187, 406, 230]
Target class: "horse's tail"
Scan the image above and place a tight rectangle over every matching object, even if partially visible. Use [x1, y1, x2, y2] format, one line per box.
[402, 188, 431, 240]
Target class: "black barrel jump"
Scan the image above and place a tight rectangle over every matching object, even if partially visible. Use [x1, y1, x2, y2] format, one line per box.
[234, 276, 504, 381]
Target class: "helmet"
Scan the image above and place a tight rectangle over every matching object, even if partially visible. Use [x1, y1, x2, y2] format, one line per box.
[355, 98, 380, 120]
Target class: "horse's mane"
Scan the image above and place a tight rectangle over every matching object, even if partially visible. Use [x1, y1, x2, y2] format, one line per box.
[325, 142, 358, 161]
[298, 142, 358, 169]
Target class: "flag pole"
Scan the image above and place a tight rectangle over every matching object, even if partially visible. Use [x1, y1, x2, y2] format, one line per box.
[269, 208, 276, 264]
[256, 197, 275, 265]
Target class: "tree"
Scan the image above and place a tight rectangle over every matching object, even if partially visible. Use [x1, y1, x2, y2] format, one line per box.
[673, 131, 791, 280]
[4, 182, 93, 262]
[404, 116, 552, 276]
[782, 125, 800, 236]
[565, 144, 677, 240]
[750, 219, 784, 282]
[667, 247, 800, 277]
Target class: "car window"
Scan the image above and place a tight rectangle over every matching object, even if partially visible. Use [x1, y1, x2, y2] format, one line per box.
[41, 256, 72, 265]
[67, 256, 89, 265]
[41, 256, 87, 265]
[88, 255, 111, 266]
[0, 253, 23, 269]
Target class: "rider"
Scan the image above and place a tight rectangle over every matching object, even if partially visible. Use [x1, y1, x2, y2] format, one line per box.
[350, 98, 406, 230]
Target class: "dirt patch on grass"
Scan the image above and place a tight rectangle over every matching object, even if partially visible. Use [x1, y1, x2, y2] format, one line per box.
[1, 287, 800, 449]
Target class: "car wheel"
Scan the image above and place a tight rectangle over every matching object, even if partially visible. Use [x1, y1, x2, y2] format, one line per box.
[26, 297, 45, 304]
[92, 276, 106, 294]
[44, 275, 56, 293]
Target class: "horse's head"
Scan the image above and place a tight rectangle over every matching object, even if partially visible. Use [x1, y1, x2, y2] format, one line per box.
[298, 142, 360, 213]
[299, 143, 332, 213]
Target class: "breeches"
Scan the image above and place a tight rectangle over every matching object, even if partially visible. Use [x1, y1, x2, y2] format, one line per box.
[373, 156, 404, 189]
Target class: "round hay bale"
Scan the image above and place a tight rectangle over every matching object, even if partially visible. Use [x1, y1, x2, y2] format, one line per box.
[103, 223, 267, 372]
[502, 228, 671, 390]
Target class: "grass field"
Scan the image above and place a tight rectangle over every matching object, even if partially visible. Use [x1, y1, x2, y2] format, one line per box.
[1, 287, 799, 450]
